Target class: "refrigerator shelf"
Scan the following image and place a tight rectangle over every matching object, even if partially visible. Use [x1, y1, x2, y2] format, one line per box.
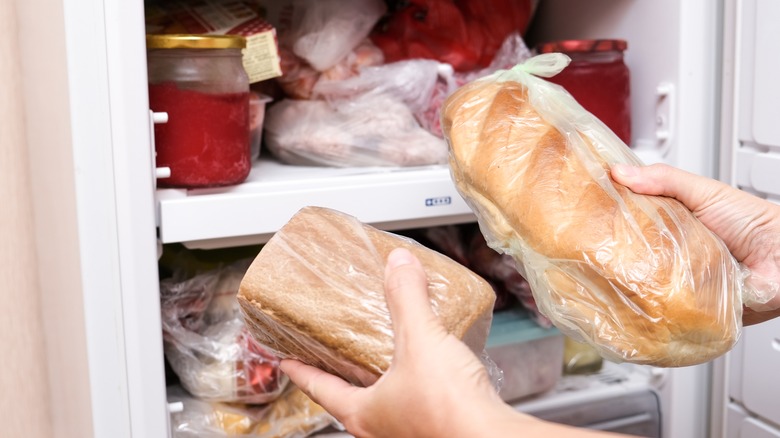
[156, 158, 476, 249]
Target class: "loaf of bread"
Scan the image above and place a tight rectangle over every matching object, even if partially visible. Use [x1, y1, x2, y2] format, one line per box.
[440, 54, 742, 367]
[238, 206, 495, 386]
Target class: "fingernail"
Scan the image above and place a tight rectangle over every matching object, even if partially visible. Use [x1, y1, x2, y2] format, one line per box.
[387, 248, 415, 269]
[613, 163, 639, 177]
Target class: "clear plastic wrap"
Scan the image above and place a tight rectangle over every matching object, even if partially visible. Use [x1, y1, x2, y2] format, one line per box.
[168, 385, 336, 438]
[283, 0, 386, 72]
[237, 206, 500, 387]
[312, 59, 455, 116]
[161, 260, 288, 404]
[440, 54, 769, 367]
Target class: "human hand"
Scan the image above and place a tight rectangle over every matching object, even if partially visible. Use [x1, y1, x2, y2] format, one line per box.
[611, 163, 780, 325]
[279, 248, 518, 437]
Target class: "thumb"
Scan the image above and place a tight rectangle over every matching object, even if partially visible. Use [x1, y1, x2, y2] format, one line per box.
[610, 163, 727, 213]
[383, 248, 445, 352]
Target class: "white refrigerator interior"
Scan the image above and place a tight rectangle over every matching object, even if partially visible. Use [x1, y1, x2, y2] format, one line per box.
[22, 0, 776, 436]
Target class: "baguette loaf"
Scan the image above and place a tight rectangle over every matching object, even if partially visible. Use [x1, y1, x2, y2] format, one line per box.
[441, 60, 742, 366]
[238, 206, 495, 386]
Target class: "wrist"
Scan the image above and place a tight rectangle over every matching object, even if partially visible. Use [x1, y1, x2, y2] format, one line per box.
[452, 398, 535, 437]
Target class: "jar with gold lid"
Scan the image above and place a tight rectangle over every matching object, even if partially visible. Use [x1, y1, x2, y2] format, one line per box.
[147, 34, 251, 188]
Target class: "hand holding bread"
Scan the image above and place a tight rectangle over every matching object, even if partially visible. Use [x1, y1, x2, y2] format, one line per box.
[441, 54, 746, 366]
[237, 206, 496, 386]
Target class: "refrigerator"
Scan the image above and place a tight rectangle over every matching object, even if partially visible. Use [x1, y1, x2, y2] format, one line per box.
[13, 0, 779, 437]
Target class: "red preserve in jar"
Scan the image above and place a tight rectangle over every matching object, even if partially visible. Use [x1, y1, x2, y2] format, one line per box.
[536, 39, 631, 145]
[147, 34, 251, 188]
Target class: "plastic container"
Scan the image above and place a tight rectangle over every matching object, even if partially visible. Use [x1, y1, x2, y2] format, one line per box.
[249, 92, 272, 159]
[536, 39, 631, 145]
[563, 335, 604, 375]
[147, 34, 252, 188]
[486, 307, 564, 402]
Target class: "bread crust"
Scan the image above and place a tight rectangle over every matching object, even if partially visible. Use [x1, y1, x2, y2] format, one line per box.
[238, 207, 495, 385]
[442, 79, 741, 366]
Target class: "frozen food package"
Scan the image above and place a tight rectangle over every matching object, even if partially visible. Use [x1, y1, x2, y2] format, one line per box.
[276, 40, 384, 100]
[161, 260, 288, 404]
[440, 53, 757, 367]
[263, 94, 447, 167]
[237, 206, 497, 387]
[168, 385, 335, 438]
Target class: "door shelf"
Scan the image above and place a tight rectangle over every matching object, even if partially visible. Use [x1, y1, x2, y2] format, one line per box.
[156, 159, 476, 249]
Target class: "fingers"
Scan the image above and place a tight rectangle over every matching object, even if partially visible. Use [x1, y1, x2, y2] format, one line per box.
[611, 163, 726, 213]
[383, 248, 441, 349]
[280, 359, 358, 420]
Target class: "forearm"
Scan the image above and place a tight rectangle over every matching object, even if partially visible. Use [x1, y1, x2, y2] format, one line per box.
[743, 306, 780, 326]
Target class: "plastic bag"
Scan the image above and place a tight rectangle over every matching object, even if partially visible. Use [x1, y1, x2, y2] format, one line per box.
[161, 260, 288, 404]
[418, 32, 533, 137]
[285, 0, 386, 71]
[441, 54, 758, 367]
[370, 0, 537, 72]
[276, 40, 385, 100]
[410, 224, 551, 325]
[168, 385, 336, 438]
[263, 93, 447, 167]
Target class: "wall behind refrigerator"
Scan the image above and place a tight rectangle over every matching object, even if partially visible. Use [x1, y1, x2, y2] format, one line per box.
[1, 1, 54, 437]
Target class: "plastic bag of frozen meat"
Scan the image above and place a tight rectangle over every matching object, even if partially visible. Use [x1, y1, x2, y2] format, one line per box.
[160, 260, 288, 404]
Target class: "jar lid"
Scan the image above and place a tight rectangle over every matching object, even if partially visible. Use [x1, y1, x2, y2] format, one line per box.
[536, 39, 627, 54]
[146, 34, 247, 50]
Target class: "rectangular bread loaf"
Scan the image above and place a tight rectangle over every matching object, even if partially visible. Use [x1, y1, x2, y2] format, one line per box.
[237, 206, 496, 386]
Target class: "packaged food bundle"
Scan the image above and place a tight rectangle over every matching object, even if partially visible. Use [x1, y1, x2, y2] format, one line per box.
[263, 92, 447, 167]
[145, 0, 282, 83]
[237, 206, 497, 387]
[441, 54, 747, 367]
[168, 385, 336, 438]
[161, 260, 288, 404]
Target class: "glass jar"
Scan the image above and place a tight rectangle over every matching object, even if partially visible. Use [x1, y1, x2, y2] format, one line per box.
[147, 34, 251, 188]
[537, 39, 631, 145]
[563, 335, 604, 375]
